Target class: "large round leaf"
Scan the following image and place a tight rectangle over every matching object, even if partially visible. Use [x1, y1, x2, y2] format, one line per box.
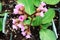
[17, 0, 24, 4]
[31, 16, 42, 26]
[24, 0, 35, 15]
[41, 23, 52, 29]
[17, 0, 35, 15]
[41, 0, 60, 5]
[33, 0, 41, 7]
[42, 8, 55, 24]
[39, 29, 56, 40]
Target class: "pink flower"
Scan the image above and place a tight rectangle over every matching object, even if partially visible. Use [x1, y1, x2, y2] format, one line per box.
[13, 9, 18, 14]
[17, 24, 22, 28]
[21, 27, 25, 31]
[19, 15, 25, 22]
[12, 25, 18, 30]
[12, 19, 16, 24]
[21, 31, 26, 36]
[41, 2, 46, 7]
[38, 6, 44, 10]
[17, 24, 25, 31]
[26, 34, 31, 39]
[40, 11, 44, 17]
[43, 7, 48, 12]
[15, 4, 24, 10]
[20, 25, 25, 31]
[38, 2, 47, 11]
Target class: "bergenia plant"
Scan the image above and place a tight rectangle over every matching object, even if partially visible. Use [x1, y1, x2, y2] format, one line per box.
[6, 0, 59, 40]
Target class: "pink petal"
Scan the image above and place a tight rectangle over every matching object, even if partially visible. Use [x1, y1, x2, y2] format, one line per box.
[19, 15, 25, 22]
[15, 5, 20, 10]
[13, 9, 18, 14]
[12, 25, 18, 30]
[40, 11, 44, 17]
[21, 31, 26, 36]
[26, 35, 31, 39]
[38, 2, 46, 11]
[17, 24, 24, 29]
[43, 7, 48, 12]
[17, 24, 25, 31]
[21, 27, 25, 31]
[17, 24, 22, 28]
[12, 19, 16, 24]
[15, 4, 24, 10]
[41, 2, 46, 7]
[21, 26, 24, 29]
[39, 6, 44, 10]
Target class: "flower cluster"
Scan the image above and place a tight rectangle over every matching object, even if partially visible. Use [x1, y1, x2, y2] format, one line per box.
[13, 4, 24, 14]
[12, 18, 31, 39]
[12, 4, 31, 39]
[12, 2, 48, 39]
[36, 2, 48, 17]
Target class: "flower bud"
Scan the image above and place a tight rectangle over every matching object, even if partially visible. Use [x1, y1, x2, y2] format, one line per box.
[15, 4, 24, 11]
[12, 25, 18, 30]
[13, 9, 18, 14]
[40, 11, 44, 17]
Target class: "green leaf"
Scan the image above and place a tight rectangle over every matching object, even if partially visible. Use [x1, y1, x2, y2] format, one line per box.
[42, 8, 55, 24]
[24, 0, 35, 15]
[0, 3, 2, 12]
[39, 29, 56, 40]
[41, 23, 52, 29]
[41, 0, 60, 5]
[17, 0, 24, 4]
[17, 0, 35, 15]
[33, 0, 41, 7]
[2, 13, 8, 33]
[0, 18, 3, 31]
[31, 16, 42, 26]
[24, 20, 31, 25]
[0, 14, 5, 16]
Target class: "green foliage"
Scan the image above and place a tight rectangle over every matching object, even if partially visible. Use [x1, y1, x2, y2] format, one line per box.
[0, 3, 2, 12]
[24, 17, 31, 25]
[39, 29, 56, 40]
[2, 13, 8, 33]
[0, 14, 5, 16]
[0, 14, 4, 31]
[17, 0, 23, 4]
[42, 8, 55, 24]
[41, 23, 52, 29]
[33, 0, 41, 7]
[17, 0, 35, 15]
[31, 16, 42, 26]
[2, 0, 56, 40]
[41, 0, 60, 5]
[0, 18, 3, 31]
[24, 19, 31, 25]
